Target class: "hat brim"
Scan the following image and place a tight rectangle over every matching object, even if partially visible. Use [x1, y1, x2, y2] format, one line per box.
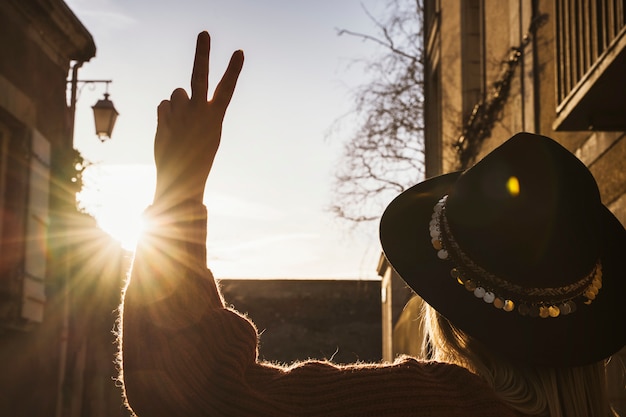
[379, 172, 626, 366]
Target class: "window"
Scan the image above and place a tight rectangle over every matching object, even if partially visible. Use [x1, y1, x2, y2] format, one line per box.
[462, 0, 485, 120]
[0, 124, 8, 249]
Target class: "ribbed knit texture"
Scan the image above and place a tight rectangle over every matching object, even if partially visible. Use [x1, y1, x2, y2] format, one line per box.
[121, 202, 523, 417]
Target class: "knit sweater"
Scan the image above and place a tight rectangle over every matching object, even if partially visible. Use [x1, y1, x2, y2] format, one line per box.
[121, 202, 522, 417]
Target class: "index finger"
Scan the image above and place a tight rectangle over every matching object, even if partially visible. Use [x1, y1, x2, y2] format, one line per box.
[191, 31, 210, 103]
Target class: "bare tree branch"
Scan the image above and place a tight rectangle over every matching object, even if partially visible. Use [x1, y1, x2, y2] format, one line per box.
[329, 0, 425, 225]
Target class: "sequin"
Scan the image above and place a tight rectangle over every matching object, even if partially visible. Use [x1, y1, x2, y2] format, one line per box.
[483, 292, 495, 303]
[567, 300, 577, 313]
[431, 239, 442, 250]
[503, 300, 515, 312]
[437, 249, 448, 259]
[473, 287, 486, 298]
[450, 268, 461, 278]
[548, 306, 560, 318]
[559, 302, 572, 315]
[539, 306, 549, 318]
[464, 280, 477, 291]
[430, 229, 440, 239]
[493, 298, 505, 309]
[584, 290, 596, 300]
[517, 304, 530, 316]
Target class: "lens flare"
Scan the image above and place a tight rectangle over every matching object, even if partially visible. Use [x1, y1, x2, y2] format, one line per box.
[507, 176, 520, 197]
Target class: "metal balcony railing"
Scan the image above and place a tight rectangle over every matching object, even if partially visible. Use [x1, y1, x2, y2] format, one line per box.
[556, 0, 625, 105]
[554, 0, 626, 130]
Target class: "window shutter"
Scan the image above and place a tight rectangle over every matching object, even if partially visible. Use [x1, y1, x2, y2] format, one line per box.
[21, 129, 50, 323]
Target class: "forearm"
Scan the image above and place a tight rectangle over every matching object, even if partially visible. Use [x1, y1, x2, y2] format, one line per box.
[122, 204, 256, 417]
[128, 200, 221, 311]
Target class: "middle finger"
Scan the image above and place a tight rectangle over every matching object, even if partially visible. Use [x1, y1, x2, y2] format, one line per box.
[191, 31, 210, 103]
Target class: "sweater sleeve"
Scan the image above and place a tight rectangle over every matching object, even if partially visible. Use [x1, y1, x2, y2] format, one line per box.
[121, 201, 260, 416]
[120, 202, 520, 417]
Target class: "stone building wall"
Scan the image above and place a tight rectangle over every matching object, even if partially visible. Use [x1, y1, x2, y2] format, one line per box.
[220, 279, 382, 365]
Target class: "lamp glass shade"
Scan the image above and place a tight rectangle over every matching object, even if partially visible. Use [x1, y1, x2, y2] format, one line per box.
[92, 93, 119, 141]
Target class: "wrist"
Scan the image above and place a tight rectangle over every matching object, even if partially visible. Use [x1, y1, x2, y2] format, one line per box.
[153, 178, 205, 208]
[142, 200, 208, 274]
[144, 200, 207, 224]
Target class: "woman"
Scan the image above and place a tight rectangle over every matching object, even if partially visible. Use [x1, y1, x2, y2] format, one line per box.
[119, 31, 625, 416]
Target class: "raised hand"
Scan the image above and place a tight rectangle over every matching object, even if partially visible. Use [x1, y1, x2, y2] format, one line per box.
[153, 31, 244, 206]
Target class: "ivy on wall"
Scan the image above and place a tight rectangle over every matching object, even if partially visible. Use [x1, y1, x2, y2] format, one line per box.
[454, 13, 548, 168]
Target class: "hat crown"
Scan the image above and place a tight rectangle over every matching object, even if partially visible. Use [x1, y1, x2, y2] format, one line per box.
[379, 131, 626, 365]
[446, 133, 601, 287]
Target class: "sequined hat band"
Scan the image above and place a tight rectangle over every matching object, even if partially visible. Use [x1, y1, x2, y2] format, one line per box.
[429, 195, 603, 318]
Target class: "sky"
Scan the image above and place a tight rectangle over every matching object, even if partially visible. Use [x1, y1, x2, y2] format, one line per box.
[67, 0, 392, 279]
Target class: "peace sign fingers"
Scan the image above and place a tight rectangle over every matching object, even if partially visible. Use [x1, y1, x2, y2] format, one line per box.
[190, 31, 244, 119]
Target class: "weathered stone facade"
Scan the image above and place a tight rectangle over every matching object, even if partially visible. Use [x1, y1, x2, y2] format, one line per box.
[0, 1, 130, 416]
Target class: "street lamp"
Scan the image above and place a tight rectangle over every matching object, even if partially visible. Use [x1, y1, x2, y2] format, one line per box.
[67, 61, 119, 143]
[91, 90, 119, 141]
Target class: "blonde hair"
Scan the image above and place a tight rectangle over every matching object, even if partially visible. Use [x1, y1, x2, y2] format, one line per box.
[420, 303, 614, 417]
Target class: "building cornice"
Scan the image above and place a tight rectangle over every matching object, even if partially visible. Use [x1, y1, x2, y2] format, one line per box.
[5, 0, 96, 65]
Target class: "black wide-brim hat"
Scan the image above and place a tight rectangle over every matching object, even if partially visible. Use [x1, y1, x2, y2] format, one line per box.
[380, 132, 626, 366]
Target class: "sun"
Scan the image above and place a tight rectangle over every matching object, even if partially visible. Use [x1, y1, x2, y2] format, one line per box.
[97, 211, 146, 250]
[77, 164, 155, 251]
